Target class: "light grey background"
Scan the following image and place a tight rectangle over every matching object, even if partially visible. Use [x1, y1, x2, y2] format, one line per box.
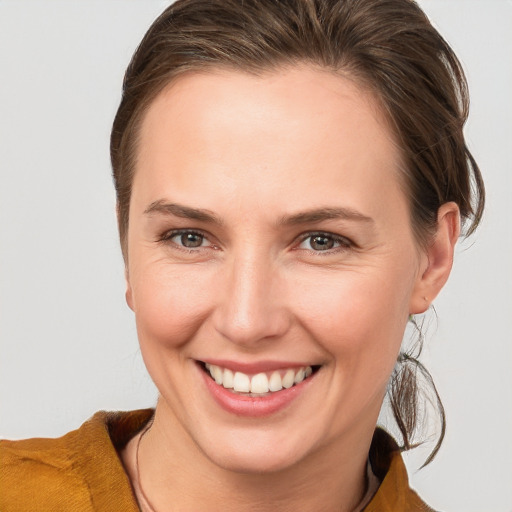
[0, 1, 511, 511]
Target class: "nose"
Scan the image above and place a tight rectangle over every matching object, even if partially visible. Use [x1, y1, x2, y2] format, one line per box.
[212, 251, 291, 348]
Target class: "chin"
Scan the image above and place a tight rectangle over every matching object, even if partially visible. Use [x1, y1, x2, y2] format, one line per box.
[197, 429, 315, 475]
[204, 447, 305, 475]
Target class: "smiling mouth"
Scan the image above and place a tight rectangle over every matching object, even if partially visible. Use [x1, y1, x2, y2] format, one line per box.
[199, 362, 320, 396]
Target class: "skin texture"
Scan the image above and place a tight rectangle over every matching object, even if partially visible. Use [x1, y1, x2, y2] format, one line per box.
[121, 66, 459, 511]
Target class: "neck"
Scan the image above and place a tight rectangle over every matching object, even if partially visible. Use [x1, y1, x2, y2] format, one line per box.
[123, 403, 376, 512]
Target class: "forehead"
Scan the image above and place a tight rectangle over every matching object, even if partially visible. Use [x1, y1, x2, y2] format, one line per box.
[139, 65, 397, 156]
[134, 65, 406, 221]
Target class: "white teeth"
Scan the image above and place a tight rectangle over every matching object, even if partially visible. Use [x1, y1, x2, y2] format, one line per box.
[222, 368, 234, 389]
[233, 372, 251, 392]
[205, 364, 314, 394]
[282, 369, 295, 389]
[294, 368, 306, 384]
[250, 373, 269, 394]
[269, 371, 283, 392]
[211, 365, 223, 385]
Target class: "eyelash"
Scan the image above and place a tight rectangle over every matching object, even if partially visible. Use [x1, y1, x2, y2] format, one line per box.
[157, 229, 353, 254]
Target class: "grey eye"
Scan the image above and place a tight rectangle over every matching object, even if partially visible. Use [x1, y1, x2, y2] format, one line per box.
[171, 232, 207, 248]
[297, 232, 351, 253]
[308, 235, 335, 251]
[182, 233, 203, 247]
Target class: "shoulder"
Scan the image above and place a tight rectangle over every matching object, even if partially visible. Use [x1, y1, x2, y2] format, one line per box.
[0, 409, 153, 512]
[1, 434, 93, 511]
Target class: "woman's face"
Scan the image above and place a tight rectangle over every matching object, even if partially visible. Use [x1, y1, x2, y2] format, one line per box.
[126, 66, 429, 472]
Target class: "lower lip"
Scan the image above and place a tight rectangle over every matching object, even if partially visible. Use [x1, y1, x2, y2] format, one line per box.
[199, 365, 315, 417]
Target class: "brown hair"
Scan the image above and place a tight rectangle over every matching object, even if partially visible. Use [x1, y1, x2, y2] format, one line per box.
[111, 0, 484, 464]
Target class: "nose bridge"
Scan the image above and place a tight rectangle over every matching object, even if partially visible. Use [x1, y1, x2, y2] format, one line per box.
[214, 245, 289, 346]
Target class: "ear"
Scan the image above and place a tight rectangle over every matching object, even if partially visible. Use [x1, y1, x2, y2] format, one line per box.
[117, 201, 135, 312]
[410, 202, 460, 314]
[125, 267, 135, 312]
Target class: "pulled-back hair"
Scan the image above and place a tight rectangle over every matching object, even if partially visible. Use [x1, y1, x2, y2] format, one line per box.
[111, 0, 484, 464]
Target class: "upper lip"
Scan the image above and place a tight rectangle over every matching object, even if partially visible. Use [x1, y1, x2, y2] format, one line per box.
[199, 359, 318, 374]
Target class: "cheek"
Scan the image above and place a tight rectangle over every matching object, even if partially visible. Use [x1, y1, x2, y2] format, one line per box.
[292, 265, 413, 359]
[130, 262, 216, 348]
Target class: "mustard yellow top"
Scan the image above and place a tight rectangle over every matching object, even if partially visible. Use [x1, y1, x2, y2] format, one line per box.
[0, 409, 434, 511]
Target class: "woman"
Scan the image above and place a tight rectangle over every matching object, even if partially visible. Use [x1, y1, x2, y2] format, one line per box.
[0, 0, 485, 510]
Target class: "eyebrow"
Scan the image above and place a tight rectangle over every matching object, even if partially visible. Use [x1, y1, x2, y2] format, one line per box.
[278, 207, 374, 226]
[144, 200, 374, 227]
[144, 200, 223, 225]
